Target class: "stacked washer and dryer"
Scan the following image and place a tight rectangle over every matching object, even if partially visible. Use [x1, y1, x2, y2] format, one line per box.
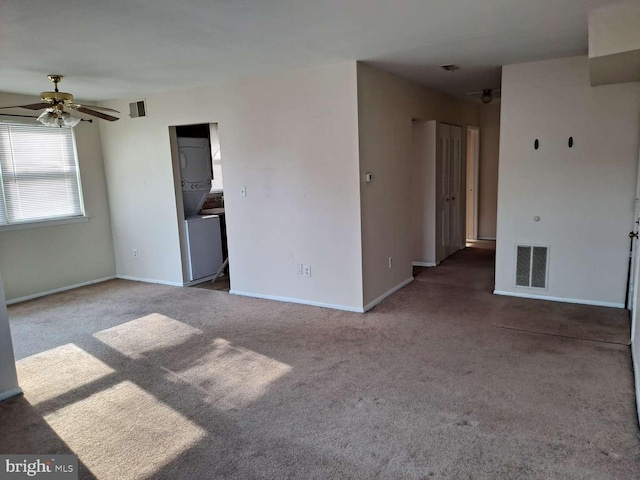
[178, 136, 224, 282]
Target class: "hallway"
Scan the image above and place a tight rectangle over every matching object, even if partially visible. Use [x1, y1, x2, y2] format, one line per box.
[413, 242, 496, 293]
[408, 244, 630, 344]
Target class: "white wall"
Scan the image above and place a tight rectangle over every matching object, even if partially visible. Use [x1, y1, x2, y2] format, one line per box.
[478, 103, 500, 239]
[412, 121, 437, 265]
[589, 2, 640, 58]
[495, 56, 640, 307]
[589, 2, 640, 86]
[0, 92, 116, 302]
[0, 275, 20, 401]
[357, 63, 479, 307]
[99, 63, 364, 311]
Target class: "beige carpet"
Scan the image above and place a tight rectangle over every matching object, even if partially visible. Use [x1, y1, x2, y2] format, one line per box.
[1, 247, 638, 479]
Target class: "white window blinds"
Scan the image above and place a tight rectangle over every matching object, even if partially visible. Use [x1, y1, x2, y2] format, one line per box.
[0, 123, 84, 225]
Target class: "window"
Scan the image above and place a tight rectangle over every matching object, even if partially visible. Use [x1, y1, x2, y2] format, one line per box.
[0, 122, 84, 226]
[210, 123, 223, 192]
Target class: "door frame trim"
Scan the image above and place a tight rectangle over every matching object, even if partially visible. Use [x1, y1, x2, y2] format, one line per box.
[466, 126, 480, 241]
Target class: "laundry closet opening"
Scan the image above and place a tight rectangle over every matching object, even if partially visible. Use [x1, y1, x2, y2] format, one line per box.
[169, 123, 229, 292]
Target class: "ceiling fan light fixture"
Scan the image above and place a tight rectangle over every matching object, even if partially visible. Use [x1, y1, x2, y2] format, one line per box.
[61, 111, 81, 127]
[0, 75, 120, 123]
[37, 110, 56, 126]
[37, 109, 81, 127]
[480, 89, 493, 104]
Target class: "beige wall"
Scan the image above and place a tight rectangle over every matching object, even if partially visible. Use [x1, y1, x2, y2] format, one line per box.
[495, 56, 640, 307]
[99, 63, 364, 311]
[357, 63, 479, 307]
[478, 103, 500, 239]
[0, 92, 116, 302]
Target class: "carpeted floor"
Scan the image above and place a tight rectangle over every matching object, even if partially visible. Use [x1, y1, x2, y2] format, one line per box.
[192, 274, 231, 293]
[1, 246, 639, 479]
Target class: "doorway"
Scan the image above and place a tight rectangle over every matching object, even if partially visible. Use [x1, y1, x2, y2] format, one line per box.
[411, 120, 464, 267]
[466, 126, 480, 241]
[169, 123, 229, 292]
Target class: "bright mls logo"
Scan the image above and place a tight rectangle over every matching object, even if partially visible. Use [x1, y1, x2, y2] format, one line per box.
[0, 456, 77, 479]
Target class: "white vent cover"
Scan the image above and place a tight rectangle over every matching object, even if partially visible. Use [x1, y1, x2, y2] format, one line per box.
[129, 100, 146, 118]
[516, 245, 548, 289]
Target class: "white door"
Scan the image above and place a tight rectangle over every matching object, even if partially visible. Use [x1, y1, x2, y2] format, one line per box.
[437, 123, 451, 261]
[449, 125, 463, 254]
[628, 199, 639, 312]
[629, 152, 640, 424]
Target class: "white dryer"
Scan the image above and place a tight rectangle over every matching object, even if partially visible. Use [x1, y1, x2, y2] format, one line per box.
[178, 137, 212, 216]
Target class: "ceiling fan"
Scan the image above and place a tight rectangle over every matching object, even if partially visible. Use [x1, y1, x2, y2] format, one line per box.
[466, 88, 501, 104]
[0, 75, 120, 127]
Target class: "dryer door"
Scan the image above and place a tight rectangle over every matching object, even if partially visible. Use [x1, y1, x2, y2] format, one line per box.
[178, 137, 212, 188]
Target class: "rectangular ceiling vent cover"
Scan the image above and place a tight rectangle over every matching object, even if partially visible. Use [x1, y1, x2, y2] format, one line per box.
[516, 245, 548, 289]
[129, 100, 147, 118]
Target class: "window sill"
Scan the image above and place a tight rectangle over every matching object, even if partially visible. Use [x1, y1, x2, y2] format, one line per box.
[0, 215, 90, 232]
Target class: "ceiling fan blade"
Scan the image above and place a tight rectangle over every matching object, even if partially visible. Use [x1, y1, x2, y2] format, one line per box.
[73, 104, 120, 113]
[0, 102, 50, 110]
[76, 107, 119, 122]
[466, 89, 502, 96]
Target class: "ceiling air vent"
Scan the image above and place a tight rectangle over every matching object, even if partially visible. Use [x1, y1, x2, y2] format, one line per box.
[440, 64, 460, 72]
[516, 245, 548, 289]
[129, 100, 146, 118]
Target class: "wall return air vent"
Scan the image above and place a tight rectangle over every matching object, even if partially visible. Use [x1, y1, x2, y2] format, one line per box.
[516, 245, 548, 289]
[129, 100, 146, 118]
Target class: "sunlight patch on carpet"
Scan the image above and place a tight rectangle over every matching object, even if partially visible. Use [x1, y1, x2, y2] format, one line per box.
[17, 344, 115, 405]
[175, 338, 292, 410]
[43, 380, 206, 479]
[93, 313, 202, 358]
[93, 314, 291, 410]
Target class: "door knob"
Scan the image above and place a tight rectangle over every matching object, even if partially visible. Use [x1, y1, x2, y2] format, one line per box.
[452, 196, 456, 201]
[630, 231, 638, 239]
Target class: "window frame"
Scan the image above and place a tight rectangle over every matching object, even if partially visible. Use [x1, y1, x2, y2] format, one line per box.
[0, 121, 88, 231]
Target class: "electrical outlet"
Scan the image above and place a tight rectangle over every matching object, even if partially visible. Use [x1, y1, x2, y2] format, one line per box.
[133, 248, 138, 259]
[388, 256, 393, 269]
[240, 185, 247, 197]
[297, 264, 303, 275]
[303, 265, 311, 277]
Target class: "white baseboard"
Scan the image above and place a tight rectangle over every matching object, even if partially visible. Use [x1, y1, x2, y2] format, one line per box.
[363, 277, 414, 312]
[0, 387, 22, 402]
[6, 276, 116, 305]
[633, 341, 640, 426]
[229, 290, 364, 313]
[493, 290, 625, 309]
[116, 275, 183, 287]
[413, 262, 438, 267]
[477, 237, 496, 241]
